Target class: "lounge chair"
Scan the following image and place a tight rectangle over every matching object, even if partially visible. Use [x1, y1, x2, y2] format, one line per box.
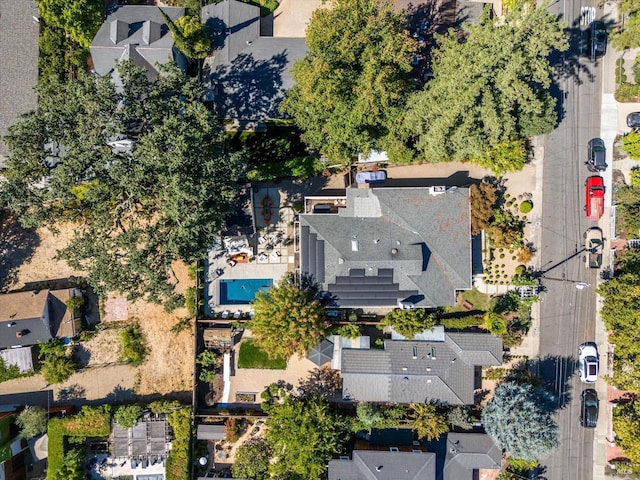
[221, 310, 231, 319]
[233, 311, 242, 319]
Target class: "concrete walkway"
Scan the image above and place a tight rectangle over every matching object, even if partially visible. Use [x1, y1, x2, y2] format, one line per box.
[272, 0, 325, 37]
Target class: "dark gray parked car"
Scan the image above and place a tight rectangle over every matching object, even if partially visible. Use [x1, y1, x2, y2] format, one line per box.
[627, 112, 640, 128]
[590, 20, 607, 60]
[580, 389, 599, 428]
[587, 138, 606, 172]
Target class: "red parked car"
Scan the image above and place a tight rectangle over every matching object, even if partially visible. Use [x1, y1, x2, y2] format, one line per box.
[585, 176, 605, 221]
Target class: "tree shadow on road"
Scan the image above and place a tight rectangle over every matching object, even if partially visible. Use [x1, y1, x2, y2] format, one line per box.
[0, 209, 40, 292]
[527, 354, 576, 411]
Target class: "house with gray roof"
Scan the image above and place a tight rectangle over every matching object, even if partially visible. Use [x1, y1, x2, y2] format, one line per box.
[443, 433, 502, 480]
[298, 186, 471, 309]
[0, 289, 81, 350]
[340, 329, 502, 404]
[328, 449, 436, 480]
[201, 0, 306, 120]
[90, 6, 186, 85]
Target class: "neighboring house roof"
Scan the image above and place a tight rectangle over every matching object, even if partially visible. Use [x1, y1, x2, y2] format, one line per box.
[443, 433, 501, 480]
[0, 0, 39, 163]
[201, 0, 306, 120]
[90, 6, 185, 83]
[0, 290, 52, 349]
[0, 347, 33, 373]
[299, 187, 472, 308]
[328, 450, 436, 480]
[112, 417, 170, 459]
[340, 333, 502, 404]
[0, 289, 78, 349]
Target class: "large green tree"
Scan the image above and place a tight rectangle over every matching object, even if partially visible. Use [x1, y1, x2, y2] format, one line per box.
[380, 308, 437, 338]
[611, 0, 640, 49]
[2, 63, 241, 304]
[482, 382, 559, 461]
[232, 438, 271, 480]
[265, 395, 351, 479]
[405, 3, 568, 173]
[613, 398, 640, 464]
[16, 406, 48, 439]
[280, 0, 417, 164]
[249, 274, 326, 359]
[37, 0, 102, 49]
[409, 403, 449, 441]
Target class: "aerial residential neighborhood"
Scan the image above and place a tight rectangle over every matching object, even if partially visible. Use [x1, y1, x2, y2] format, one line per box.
[1, 0, 640, 479]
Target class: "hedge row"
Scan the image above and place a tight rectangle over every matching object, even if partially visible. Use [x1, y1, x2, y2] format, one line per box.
[47, 405, 112, 480]
[439, 315, 484, 330]
[165, 408, 192, 480]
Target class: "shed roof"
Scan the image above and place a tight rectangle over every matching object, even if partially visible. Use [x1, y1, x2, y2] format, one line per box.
[196, 424, 226, 440]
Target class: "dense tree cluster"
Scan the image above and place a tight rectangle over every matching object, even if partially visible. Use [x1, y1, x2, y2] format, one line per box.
[280, 0, 417, 164]
[404, 4, 568, 173]
[37, 0, 102, 49]
[2, 63, 241, 304]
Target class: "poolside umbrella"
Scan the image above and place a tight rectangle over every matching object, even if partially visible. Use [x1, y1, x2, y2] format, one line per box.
[308, 338, 334, 366]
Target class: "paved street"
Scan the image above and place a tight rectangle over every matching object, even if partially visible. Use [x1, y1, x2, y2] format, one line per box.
[537, 0, 608, 477]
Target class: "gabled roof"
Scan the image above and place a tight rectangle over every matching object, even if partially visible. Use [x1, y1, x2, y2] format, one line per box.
[90, 6, 184, 81]
[0, 290, 52, 349]
[328, 450, 436, 480]
[341, 333, 502, 404]
[201, 0, 306, 120]
[443, 433, 501, 480]
[299, 187, 472, 308]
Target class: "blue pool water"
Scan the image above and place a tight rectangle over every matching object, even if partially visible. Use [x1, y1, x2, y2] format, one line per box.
[219, 278, 273, 305]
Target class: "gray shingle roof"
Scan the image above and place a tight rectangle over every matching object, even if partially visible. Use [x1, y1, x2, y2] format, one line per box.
[328, 450, 436, 480]
[341, 333, 502, 404]
[90, 6, 185, 82]
[443, 433, 502, 480]
[299, 187, 472, 308]
[0, 0, 40, 161]
[0, 290, 54, 349]
[202, 0, 306, 120]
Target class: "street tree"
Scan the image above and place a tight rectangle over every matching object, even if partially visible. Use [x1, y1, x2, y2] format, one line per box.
[409, 403, 449, 441]
[265, 395, 351, 479]
[280, 0, 417, 164]
[612, 397, 640, 463]
[249, 274, 326, 359]
[482, 381, 559, 461]
[16, 406, 48, 439]
[2, 63, 241, 304]
[611, 0, 640, 49]
[232, 438, 271, 480]
[380, 309, 438, 338]
[405, 3, 568, 173]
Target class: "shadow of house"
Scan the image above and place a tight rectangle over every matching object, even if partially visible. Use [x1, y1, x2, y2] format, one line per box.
[202, 0, 306, 121]
[90, 6, 187, 86]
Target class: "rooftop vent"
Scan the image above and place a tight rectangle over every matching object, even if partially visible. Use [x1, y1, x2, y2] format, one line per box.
[338, 258, 345, 264]
[402, 367, 408, 371]
[412, 346, 418, 359]
[351, 240, 359, 252]
[431, 347, 436, 360]
[429, 185, 447, 196]
[391, 248, 399, 255]
[426, 367, 431, 372]
[376, 466, 384, 472]
[374, 239, 380, 244]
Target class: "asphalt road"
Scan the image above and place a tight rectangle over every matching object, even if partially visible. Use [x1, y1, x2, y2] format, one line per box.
[537, 0, 604, 478]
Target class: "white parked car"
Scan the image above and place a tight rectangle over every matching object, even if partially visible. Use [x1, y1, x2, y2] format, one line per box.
[355, 170, 386, 184]
[578, 343, 599, 383]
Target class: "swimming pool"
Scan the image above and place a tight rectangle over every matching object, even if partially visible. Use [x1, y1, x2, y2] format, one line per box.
[218, 278, 273, 305]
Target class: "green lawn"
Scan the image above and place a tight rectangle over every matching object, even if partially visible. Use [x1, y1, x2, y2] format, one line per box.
[448, 287, 494, 313]
[238, 339, 287, 369]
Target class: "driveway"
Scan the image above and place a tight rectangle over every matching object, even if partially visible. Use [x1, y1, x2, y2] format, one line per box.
[273, 0, 325, 37]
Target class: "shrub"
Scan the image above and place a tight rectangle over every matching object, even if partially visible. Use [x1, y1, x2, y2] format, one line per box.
[516, 246, 534, 264]
[519, 200, 533, 214]
[631, 167, 640, 188]
[336, 323, 361, 338]
[440, 315, 483, 330]
[120, 324, 148, 366]
[616, 82, 640, 102]
[65, 294, 85, 312]
[225, 418, 242, 442]
[185, 287, 196, 316]
[16, 406, 48, 439]
[0, 358, 23, 383]
[42, 354, 76, 384]
[114, 405, 144, 428]
[196, 350, 218, 368]
[483, 313, 508, 335]
[199, 369, 215, 384]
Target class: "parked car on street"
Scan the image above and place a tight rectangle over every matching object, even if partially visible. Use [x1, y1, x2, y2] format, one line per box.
[587, 138, 606, 172]
[355, 170, 386, 184]
[590, 20, 607, 60]
[627, 112, 640, 128]
[578, 343, 599, 383]
[580, 389, 599, 428]
[585, 176, 605, 221]
[584, 227, 603, 269]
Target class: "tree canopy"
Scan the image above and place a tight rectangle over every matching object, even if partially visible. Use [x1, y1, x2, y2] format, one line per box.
[264, 395, 351, 479]
[354, 403, 406, 433]
[611, 0, 640, 49]
[380, 309, 437, 338]
[404, 3, 567, 174]
[232, 438, 271, 480]
[249, 274, 326, 359]
[2, 63, 241, 304]
[16, 406, 48, 439]
[482, 381, 559, 461]
[409, 403, 449, 441]
[280, 0, 417, 164]
[613, 398, 640, 464]
[159, 9, 210, 59]
[37, 0, 102, 49]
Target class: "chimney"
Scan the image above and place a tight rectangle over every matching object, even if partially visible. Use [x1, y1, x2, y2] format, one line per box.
[375, 466, 383, 472]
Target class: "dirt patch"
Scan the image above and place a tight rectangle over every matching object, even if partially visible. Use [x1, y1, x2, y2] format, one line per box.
[76, 329, 123, 367]
[104, 298, 129, 322]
